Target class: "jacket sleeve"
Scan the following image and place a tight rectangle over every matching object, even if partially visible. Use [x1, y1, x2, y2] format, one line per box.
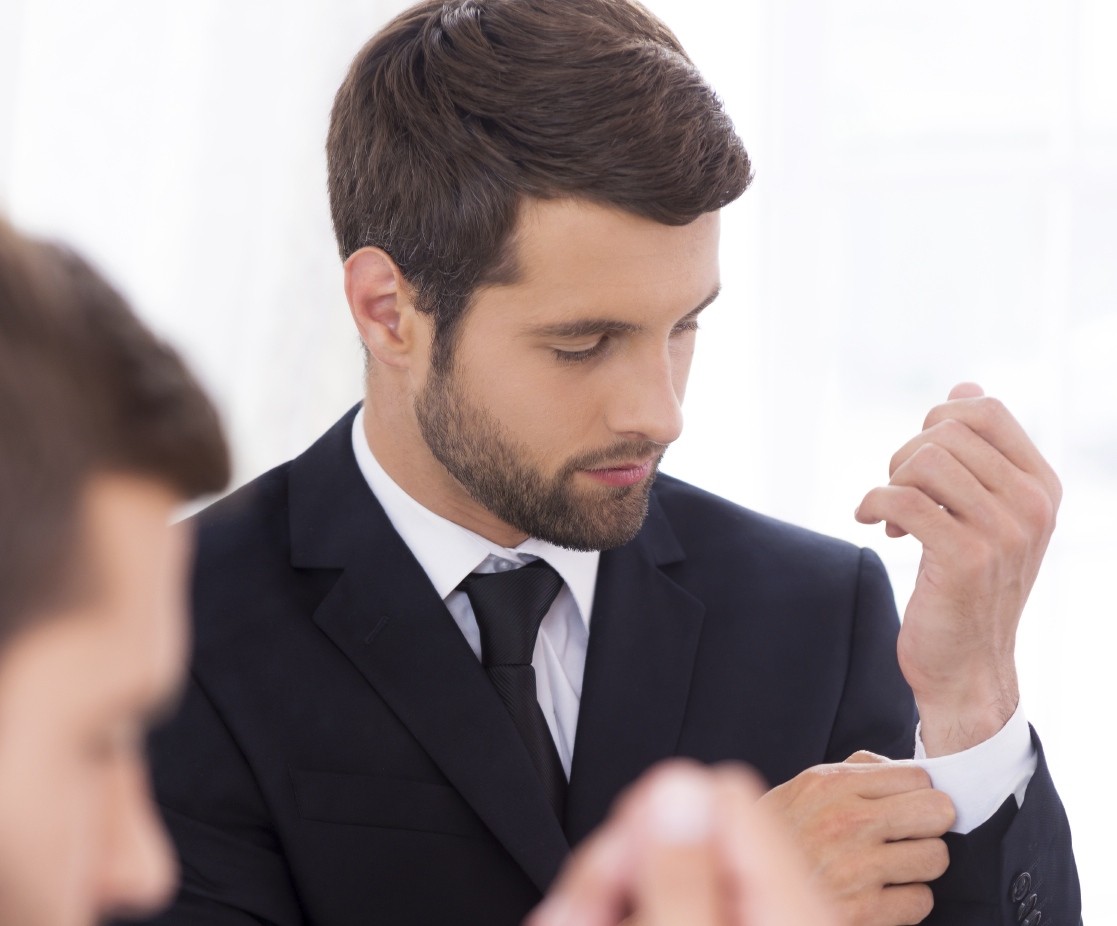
[929, 729, 1081, 926]
[113, 677, 305, 926]
[823, 547, 919, 763]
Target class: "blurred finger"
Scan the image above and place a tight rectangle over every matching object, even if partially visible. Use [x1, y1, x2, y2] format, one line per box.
[526, 826, 633, 926]
[713, 767, 840, 926]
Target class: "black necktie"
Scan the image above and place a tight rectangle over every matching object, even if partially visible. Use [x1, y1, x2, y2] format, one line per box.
[458, 559, 567, 819]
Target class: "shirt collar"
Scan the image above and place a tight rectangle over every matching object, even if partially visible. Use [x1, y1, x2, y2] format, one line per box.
[351, 408, 599, 627]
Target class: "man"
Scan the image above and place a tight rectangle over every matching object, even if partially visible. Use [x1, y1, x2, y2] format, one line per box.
[133, 2, 1080, 924]
[0, 216, 821, 926]
[0, 218, 230, 924]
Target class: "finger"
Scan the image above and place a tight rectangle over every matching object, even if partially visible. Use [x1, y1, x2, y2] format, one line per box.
[870, 788, 956, 841]
[633, 771, 723, 926]
[527, 826, 634, 926]
[805, 786, 953, 848]
[608, 758, 707, 821]
[638, 832, 722, 926]
[888, 442, 996, 528]
[922, 394, 1061, 506]
[896, 423, 1058, 552]
[711, 767, 840, 926]
[855, 484, 955, 548]
[947, 381, 984, 401]
[799, 760, 934, 800]
[878, 883, 936, 926]
[888, 417, 1021, 494]
[533, 763, 721, 926]
[876, 837, 951, 885]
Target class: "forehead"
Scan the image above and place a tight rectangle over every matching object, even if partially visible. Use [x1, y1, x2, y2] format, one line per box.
[481, 198, 721, 323]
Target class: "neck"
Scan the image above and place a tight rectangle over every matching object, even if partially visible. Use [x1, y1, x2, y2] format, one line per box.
[361, 386, 530, 549]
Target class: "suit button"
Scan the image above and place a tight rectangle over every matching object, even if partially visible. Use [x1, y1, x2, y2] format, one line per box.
[1021, 913, 1042, 926]
[1018, 893, 1038, 920]
[1011, 871, 1032, 903]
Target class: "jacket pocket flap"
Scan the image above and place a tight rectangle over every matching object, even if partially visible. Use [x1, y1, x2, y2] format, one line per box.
[290, 768, 489, 840]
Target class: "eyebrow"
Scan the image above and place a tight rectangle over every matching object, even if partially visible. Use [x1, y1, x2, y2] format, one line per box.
[525, 285, 722, 340]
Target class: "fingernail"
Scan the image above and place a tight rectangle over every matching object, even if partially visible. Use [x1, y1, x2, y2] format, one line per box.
[646, 774, 714, 843]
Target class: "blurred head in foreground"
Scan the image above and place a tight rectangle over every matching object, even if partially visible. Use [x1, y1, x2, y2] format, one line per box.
[0, 218, 229, 925]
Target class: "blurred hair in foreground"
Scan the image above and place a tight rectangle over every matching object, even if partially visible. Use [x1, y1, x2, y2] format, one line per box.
[0, 218, 229, 641]
[0, 216, 228, 926]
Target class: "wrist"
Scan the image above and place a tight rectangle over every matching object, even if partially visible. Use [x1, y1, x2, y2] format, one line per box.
[914, 676, 1019, 757]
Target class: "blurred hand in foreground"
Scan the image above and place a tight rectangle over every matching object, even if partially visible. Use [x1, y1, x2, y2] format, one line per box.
[526, 761, 838, 926]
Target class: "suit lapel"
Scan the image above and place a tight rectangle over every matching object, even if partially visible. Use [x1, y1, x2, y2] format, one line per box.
[564, 493, 706, 846]
[289, 408, 569, 894]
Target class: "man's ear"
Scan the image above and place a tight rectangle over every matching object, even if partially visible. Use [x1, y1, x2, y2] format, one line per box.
[344, 247, 423, 367]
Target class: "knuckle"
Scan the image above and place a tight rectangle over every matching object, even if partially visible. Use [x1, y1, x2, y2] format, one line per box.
[850, 892, 888, 926]
[908, 765, 933, 789]
[922, 403, 949, 431]
[949, 534, 993, 578]
[828, 855, 868, 894]
[931, 791, 957, 829]
[936, 416, 969, 441]
[884, 880, 938, 924]
[1050, 471, 1064, 508]
[902, 884, 935, 924]
[928, 837, 951, 878]
[1017, 481, 1056, 535]
[846, 749, 887, 764]
[984, 396, 1009, 419]
[993, 517, 1031, 559]
[907, 441, 949, 476]
[811, 802, 868, 849]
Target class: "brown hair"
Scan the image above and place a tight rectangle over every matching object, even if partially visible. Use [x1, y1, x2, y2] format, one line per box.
[0, 218, 230, 643]
[327, 0, 752, 368]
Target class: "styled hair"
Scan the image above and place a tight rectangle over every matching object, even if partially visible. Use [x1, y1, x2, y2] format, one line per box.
[327, 0, 752, 368]
[0, 218, 230, 643]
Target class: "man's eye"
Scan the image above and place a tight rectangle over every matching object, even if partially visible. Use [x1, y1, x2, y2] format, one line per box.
[672, 319, 700, 336]
[553, 338, 607, 364]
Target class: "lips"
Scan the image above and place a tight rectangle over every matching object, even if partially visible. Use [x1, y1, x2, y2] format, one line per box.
[581, 459, 655, 488]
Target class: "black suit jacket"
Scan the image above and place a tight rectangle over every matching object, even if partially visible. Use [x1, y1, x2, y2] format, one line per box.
[130, 407, 1080, 925]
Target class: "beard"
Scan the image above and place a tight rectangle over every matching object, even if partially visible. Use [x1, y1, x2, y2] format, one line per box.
[414, 366, 664, 551]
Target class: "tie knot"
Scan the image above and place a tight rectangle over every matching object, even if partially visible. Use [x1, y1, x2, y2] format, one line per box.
[458, 559, 564, 666]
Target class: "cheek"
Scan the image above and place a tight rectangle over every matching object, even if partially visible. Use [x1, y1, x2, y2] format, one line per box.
[0, 740, 102, 926]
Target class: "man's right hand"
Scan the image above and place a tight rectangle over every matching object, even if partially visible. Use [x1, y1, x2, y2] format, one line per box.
[758, 752, 955, 926]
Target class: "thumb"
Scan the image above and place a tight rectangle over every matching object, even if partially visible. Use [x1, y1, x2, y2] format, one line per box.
[948, 381, 985, 401]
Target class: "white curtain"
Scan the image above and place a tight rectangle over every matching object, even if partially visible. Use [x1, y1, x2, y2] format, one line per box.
[3, 0, 1114, 915]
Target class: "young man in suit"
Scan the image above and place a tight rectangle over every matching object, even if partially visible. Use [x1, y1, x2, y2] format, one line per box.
[0, 218, 230, 925]
[134, 2, 1080, 924]
[0, 216, 825, 926]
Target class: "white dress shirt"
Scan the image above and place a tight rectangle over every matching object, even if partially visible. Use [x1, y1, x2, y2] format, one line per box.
[351, 409, 1035, 832]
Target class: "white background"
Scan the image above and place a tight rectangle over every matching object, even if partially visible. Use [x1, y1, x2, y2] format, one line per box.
[2, 0, 1113, 918]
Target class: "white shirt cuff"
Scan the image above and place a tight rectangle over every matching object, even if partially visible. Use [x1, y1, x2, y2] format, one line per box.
[910, 704, 1036, 834]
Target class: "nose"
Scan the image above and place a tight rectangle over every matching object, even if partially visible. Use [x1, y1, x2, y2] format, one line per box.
[604, 340, 687, 446]
[97, 762, 179, 919]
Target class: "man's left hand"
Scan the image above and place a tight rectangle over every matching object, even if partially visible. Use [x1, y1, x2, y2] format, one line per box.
[855, 383, 1061, 756]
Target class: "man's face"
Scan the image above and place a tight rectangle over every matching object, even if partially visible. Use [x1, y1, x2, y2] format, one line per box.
[413, 198, 721, 550]
[0, 475, 188, 926]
